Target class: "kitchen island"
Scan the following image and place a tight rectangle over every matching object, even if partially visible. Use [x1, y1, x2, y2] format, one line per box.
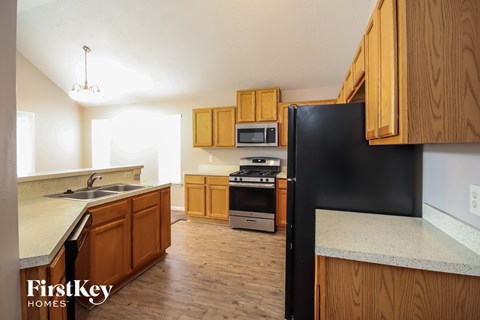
[315, 208, 480, 320]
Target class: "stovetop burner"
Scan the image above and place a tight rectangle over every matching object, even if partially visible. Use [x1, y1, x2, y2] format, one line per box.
[230, 169, 279, 178]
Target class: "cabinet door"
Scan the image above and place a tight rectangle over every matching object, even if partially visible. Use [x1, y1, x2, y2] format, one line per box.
[352, 36, 365, 87]
[256, 88, 279, 122]
[185, 183, 206, 216]
[276, 179, 287, 227]
[345, 69, 354, 100]
[377, 0, 398, 137]
[192, 108, 213, 147]
[365, 15, 379, 139]
[90, 217, 130, 287]
[237, 90, 256, 122]
[214, 107, 236, 147]
[132, 206, 160, 269]
[49, 276, 67, 320]
[278, 103, 290, 147]
[206, 177, 229, 220]
[160, 188, 171, 252]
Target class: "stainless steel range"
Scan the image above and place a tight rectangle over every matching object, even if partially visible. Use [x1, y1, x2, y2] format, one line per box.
[229, 157, 281, 232]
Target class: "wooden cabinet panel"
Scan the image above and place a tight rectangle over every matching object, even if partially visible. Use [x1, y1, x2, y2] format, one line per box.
[48, 276, 67, 320]
[185, 175, 205, 184]
[278, 103, 289, 147]
[377, 0, 398, 138]
[192, 108, 213, 147]
[345, 69, 354, 99]
[206, 183, 229, 220]
[132, 206, 160, 269]
[47, 246, 65, 287]
[90, 199, 129, 227]
[160, 188, 171, 251]
[276, 182, 287, 227]
[185, 183, 206, 217]
[206, 176, 229, 186]
[213, 107, 236, 147]
[132, 191, 159, 213]
[237, 90, 256, 122]
[90, 217, 130, 286]
[256, 88, 279, 122]
[365, 15, 380, 140]
[352, 36, 365, 87]
[315, 256, 480, 320]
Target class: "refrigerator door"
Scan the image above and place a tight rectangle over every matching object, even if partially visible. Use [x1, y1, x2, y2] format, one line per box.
[284, 105, 297, 320]
[287, 102, 421, 320]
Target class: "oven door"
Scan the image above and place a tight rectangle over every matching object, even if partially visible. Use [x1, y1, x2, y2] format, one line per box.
[229, 183, 276, 214]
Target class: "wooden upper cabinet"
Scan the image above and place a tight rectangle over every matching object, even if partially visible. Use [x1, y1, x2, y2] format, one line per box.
[213, 107, 236, 147]
[352, 36, 365, 87]
[237, 88, 280, 123]
[344, 69, 354, 99]
[256, 88, 279, 122]
[377, 0, 398, 138]
[193, 107, 235, 148]
[237, 90, 256, 122]
[365, 14, 380, 140]
[192, 108, 213, 147]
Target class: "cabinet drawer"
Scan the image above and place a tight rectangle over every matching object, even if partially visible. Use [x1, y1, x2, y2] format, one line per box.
[185, 175, 205, 184]
[277, 179, 287, 189]
[90, 200, 129, 227]
[206, 176, 229, 186]
[48, 246, 65, 286]
[132, 191, 159, 213]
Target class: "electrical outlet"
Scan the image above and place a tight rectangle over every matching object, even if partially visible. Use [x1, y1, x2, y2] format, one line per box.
[470, 184, 480, 216]
[209, 155, 213, 163]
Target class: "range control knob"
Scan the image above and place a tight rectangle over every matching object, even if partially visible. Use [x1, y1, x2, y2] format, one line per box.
[239, 178, 243, 181]
[265, 178, 269, 182]
[234, 177, 238, 181]
[260, 178, 264, 182]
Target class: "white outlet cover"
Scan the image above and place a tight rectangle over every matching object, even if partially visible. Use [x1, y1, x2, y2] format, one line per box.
[470, 184, 480, 216]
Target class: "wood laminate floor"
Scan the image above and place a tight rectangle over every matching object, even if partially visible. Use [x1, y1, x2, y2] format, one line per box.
[85, 221, 286, 319]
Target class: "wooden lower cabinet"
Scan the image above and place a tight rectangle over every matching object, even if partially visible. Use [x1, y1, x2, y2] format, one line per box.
[276, 178, 287, 227]
[185, 175, 229, 222]
[79, 188, 171, 308]
[315, 256, 480, 320]
[20, 247, 67, 320]
[88, 200, 131, 288]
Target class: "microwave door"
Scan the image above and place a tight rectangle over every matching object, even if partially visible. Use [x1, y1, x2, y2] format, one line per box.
[238, 128, 265, 144]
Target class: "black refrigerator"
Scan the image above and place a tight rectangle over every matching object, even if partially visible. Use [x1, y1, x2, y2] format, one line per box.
[284, 102, 422, 320]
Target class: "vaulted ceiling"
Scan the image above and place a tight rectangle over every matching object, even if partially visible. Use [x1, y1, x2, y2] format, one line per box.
[17, 0, 374, 106]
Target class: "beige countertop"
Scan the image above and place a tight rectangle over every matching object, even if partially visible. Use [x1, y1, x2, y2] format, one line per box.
[315, 209, 480, 277]
[183, 170, 232, 177]
[19, 181, 171, 269]
[277, 172, 287, 179]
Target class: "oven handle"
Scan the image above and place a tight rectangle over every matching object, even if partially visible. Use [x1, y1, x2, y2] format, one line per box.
[228, 182, 275, 189]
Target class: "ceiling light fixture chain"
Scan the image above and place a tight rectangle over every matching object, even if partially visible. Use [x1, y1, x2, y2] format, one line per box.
[71, 45, 100, 94]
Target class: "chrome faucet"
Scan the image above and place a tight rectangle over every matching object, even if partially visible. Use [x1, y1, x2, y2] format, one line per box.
[86, 172, 102, 190]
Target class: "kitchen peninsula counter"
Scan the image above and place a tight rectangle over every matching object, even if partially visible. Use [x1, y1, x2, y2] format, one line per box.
[315, 209, 480, 277]
[19, 178, 170, 269]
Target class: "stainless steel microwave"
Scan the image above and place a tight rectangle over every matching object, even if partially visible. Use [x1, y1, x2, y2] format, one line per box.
[235, 123, 278, 147]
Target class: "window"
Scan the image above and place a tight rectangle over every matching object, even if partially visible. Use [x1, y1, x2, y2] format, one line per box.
[91, 119, 112, 168]
[91, 114, 181, 183]
[17, 111, 35, 176]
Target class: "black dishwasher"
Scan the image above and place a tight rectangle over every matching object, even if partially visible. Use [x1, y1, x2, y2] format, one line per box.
[65, 212, 92, 320]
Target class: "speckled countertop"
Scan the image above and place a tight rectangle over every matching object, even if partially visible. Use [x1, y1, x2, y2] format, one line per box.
[315, 209, 480, 277]
[277, 172, 287, 179]
[19, 181, 170, 269]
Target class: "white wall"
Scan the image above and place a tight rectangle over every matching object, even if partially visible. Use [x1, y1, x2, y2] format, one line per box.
[424, 144, 480, 230]
[82, 86, 337, 207]
[0, 0, 21, 318]
[16, 52, 84, 173]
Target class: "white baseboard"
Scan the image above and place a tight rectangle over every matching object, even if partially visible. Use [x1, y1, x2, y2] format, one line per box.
[171, 206, 185, 212]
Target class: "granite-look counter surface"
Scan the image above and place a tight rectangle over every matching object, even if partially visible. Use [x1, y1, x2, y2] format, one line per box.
[277, 172, 287, 179]
[19, 181, 170, 269]
[315, 209, 480, 277]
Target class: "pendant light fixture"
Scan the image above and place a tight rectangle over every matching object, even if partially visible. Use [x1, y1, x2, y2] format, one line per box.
[70, 45, 100, 100]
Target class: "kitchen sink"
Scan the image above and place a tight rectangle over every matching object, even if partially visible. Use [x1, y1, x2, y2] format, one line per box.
[99, 184, 147, 192]
[51, 190, 117, 200]
[46, 183, 149, 201]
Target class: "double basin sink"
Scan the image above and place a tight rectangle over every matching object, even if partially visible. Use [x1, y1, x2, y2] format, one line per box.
[47, 184, 148, 200]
